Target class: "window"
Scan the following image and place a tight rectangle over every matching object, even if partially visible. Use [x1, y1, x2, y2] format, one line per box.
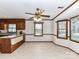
[70, 16, 79, 42]
[34, 22, 43, 36]
[8, 24, 16, 33]
[57, 20, 68, 39]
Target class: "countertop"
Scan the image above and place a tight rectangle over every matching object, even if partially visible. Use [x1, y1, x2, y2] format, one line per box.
[0, 33, 9, 35]
[0, 35, 23, 39]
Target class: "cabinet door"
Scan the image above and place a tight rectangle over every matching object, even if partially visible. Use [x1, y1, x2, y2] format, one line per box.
[0, 21, 4, 30]
[16, 21, 25, 30]
[1, 39, 11, 53]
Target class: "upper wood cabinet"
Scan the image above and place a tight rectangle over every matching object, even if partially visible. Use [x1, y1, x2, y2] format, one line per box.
[16, 20, 25, 30]
[0, 20, 5, 30]
[0, 18, 25, 30]
[0, 22, 4, 29]
[8, 19, 25, 30]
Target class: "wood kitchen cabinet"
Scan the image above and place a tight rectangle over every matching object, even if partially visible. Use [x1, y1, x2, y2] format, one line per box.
[0, 22, 4, 29]
[16, 20, 25, 30]
[0, 20, 5, 30]
[7, 19, 25, 30]
[0, 18, 25, 30]
[0, 35, 25, 53]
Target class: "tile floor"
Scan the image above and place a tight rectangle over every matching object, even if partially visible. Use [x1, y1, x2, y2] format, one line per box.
[0, 42, 79, 59]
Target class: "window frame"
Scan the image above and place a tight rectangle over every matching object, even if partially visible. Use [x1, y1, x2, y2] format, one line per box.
[70, 16, 79, 43]
[8, 24, 17, 33]
[57, 20, 68, 39]
[34, 22, 43, 37]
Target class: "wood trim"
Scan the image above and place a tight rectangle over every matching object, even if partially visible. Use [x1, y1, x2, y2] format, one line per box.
[51, 41, 79, 55]
[70, 15, 79, 19]
[70, 19, 71, 41]
[57, 21, 59, 38]
[52, 34, 57, 36]
[52, 0, 78, 20]
[56, 19, 69, 22]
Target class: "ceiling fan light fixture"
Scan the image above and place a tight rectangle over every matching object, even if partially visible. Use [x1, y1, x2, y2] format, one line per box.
[33, 17, 42, 22]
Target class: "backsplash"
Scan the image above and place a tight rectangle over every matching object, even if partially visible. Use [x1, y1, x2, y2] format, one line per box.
[0, 30, 25, 35]
[16, 30, 25, 35]
[0, 30, 7, 33]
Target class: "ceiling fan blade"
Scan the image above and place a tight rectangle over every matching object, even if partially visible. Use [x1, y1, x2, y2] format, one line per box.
[29, 17, 34, 19]
[42, 18, 52, 20]
[41, 15, 50, 17]
[25, 12, 35, 15]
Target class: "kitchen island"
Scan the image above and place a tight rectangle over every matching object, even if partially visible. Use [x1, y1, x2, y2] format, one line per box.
[0, 35, 25, 53]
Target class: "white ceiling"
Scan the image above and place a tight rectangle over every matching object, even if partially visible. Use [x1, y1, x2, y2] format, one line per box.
[55, 0, 79, 21]
[0, 0, 77, 20]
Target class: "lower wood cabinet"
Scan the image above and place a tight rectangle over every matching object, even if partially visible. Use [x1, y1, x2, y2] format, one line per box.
[0, 35, 25, 53]
[1, 39, 11, 53]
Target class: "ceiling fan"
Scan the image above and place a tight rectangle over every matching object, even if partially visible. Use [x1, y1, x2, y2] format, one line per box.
[25, 8, 50, 22]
